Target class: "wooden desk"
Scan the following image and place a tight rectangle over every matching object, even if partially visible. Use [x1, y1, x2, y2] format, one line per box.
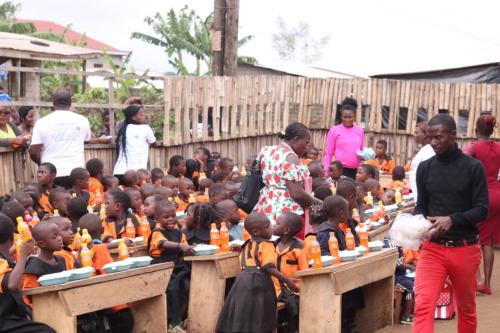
[24, 263, 173, 333]
[184, 251, 240, 333]
[296, 248, 398, 333]
[109, 244, 148, 260]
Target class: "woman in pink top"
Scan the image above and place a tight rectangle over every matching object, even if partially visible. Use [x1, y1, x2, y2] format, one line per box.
[323, 97, 365, 179]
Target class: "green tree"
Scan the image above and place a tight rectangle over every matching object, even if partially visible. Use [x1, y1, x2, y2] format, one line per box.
[131, 5, 253, 75]
[0, 1, 36, 34]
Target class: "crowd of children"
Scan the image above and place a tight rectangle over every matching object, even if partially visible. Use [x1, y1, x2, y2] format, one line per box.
[0, 135, 418, 333]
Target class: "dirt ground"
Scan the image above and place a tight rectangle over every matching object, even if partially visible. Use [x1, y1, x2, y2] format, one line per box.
[376, 249, 500, 333]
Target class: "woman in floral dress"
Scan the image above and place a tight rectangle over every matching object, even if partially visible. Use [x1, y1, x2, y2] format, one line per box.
[255, 123, 322, 235]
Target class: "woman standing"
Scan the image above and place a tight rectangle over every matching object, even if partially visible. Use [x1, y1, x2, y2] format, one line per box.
[323, 97, 364, 179]
[409, 122, 435, 201]
[464, 113, 500, 294]
[0, 103, 30, 148]
[18, 106, 35, 135]
[113, 105, 156, 181]
[254, 122, 322, 230]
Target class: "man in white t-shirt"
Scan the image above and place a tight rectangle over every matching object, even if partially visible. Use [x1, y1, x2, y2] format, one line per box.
[30, 89, 108, 188]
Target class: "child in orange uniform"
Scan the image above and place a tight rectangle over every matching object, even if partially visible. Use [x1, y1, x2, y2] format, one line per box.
[86, 158, 105, 205]
[102, 189, 139, 243]
[272, 213, 309, 333]
[36, 162, 57, 214]
[69, 167, 93, 206]
[175, 178, 194, 213]
[387, 166, 408, 191]
[48, 188, 71, 217]
[51, 216, 78, 270]
[216, 213, 298, 333]
[208, 183, 229, 205]
[366, 139, 395, 174]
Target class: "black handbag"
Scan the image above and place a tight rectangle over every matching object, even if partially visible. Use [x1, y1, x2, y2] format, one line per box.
[234, 160, 265, 214]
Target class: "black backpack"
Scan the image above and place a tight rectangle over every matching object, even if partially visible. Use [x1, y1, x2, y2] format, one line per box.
[234, 160, 265, 214]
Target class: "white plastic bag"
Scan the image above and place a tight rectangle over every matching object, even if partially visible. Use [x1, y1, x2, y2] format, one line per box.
[390, 213, 432, 249]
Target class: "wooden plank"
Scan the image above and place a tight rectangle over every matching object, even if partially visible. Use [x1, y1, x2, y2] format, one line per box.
[355, 276, 394, 333]
[163, 78, 172, 144]
[283, 76, 291, 127]
[239, 76, 249, 137]
[185, 251, 239, 262]
[221, 77, 230, 139]
[129, 294, 168, 333]
[202, 77, 210, 140]
[230, 76, 238, 138]
[213, 77, 222, 141]
[32, 292, 77, 333]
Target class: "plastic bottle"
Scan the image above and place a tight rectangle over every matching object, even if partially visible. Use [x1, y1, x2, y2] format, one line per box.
[210, 223, 220, 249]
[87, 205, 94, 214]
[378, 201, 386, 217]
[24, 210, 33, 227]
[125, 218, 136, 239]
[328, 232, 341, 264]
[118, 239, 129, 260]
[95, 189, 103, 204]
[240, 165, 247, 176]
[219, 222, 230, 252]
[73, 227, 82, 250]
[330, 185, 337, 195]
[352, 208, 361, 224]
[345, 228, 355, 250]
[139, 216, 151, 246]
[71, 193, 77, 198]
[395, 189, 403, 204]
[53, 209, 60, 216]
[99, 204, 106, 220]
[199, 172, 207, 181]
[81, 229, 92, 245]
[358, 227, 370, 253]
[17, 217, 32, 243]
[80, 243, 93, 267]
[31, 212, 40, 227]
[365, 192, 374, 206]
[188, 193, 196, 204]
[310, 239, 323, 269]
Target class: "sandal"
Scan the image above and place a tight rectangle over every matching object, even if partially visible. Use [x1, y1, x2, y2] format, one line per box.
[400, 315, 413, 325]
[476, 284, 492, 295]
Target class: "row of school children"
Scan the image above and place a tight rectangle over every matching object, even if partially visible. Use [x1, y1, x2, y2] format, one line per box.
[0, 146, 417, 333]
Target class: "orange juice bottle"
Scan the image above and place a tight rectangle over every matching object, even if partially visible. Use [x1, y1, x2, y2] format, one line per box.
[118, 239, 129, 260]
[188, 193, 196, 204]
[240, 165, 247, 176]
[358, 227, 369, 253]
[310, 239, 323, 269]
[87, 205, 94, 214]
[243, 225, 251, 241]
[210, 223, 220, 251]
[219, 222, 230, 252]
[125, 218, 136, 239]
[80, 243, 93, 267]
[395, 189, 403, 204]
[81, 229, 92, 245]
[95, 189, 103, 204]
[378, 201, 386, 217]
[199, 172, 207, 181]
[139, 216, 151, 246]
[53, 209, 60, 216]
[330, 184, 337, 195]
[328, 232, 341, 264]
[31, 212, 40, 227]
[345, 228, 355, 250]
[365, 192, 374, 206]
[352, 208, 361, 224]
[73, 227, 82, 250]
[17, 217, 32, 243]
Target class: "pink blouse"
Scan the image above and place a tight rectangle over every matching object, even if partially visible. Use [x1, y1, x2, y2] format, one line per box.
[323, 124, 365, 174]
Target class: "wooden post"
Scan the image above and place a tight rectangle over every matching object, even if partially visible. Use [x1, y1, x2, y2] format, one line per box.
[81, 60, 87, 93]
[212, 0, 226, 76]
[223, 0, 239, 76]
[108, 79, 115, 137]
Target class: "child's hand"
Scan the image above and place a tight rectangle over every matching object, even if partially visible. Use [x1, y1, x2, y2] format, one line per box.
[179, 243, 195, 255]
[286, 278, 300, 293]
[20, 239, 37, 259]
[124, 238, 134, 247]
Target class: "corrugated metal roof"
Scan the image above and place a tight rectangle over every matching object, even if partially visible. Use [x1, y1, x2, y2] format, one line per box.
[247, 61, 365, 79]
[0, 32, 102, 61]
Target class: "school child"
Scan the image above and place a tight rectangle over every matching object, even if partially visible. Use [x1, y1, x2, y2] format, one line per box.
[85, 158, 105, 205]
[0, 214, 56, 333]
[365, 178, 383, 202]
[216, 213, 298, 333]
[36, 162, 57, 214]
[69, 167, 92, 205]
[211, 171, 228, 184]
[215, 199, 242, 241]
[168, 155, 187, 178]
[161, 175, 180, 196]
[184, 203, 218, 245]
[151, 167, 165, 186]
[102, 189, 139, 243]
[272, 213, 309, 333]
[122, 170, 139, 190]
[10, 192, 34, 213]
[356, 163, 376, 183]
[21, 185, 43, 219]
[317, 196, 363, 333]
[78, 213, 135, 332]
[195, 178, 213, 203]
[1, 201, 25, 256]
[208, 183, 229, 205]
[137, 168, 152, 186]
[300, 146, 320, 166]
[336, 179, 363, 237]
[219, 157, 234, 176]
[381, 189, 396, 205]
[387, 166, 408, 191]
[102, 176, 119, 192]
[51, 216, 78, 270]
[328, 160, 348, 187]
[307, 161, 323, 179]
[67, 196, 87, 226]
[225, 181, 239, 198]
[140, 183, 156, 201]
[148, 199, 194, 327]
[155, 186, 177, 202]
[125, 188, 144, 220]
[48, 188, 71, 217]
[175, 178, 194, 213]
[143, 195, 164, 230]
[366, 139, 395, 174]
[355, 181, 369, 211]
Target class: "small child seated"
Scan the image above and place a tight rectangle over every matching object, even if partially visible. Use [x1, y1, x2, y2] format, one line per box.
[136, 168, 152, 186]
[161, 175, 180, 196]
[184, 203, 218, 245]
[382, 188, 396, 206]
[86, 158, 105, 205]
[272, 213, 309, 333]
[67, 197, 88, 232]
[196, 178, 213, 203]
[148, 199, 194, 327]
[102, 189, 139, 243]
[102, 176, 119, 192]
[0, 214, 55, 333]
[48, 188, 71, 217]
[140, 183, 156, 202]
[51, 216, 78, 270]
[37, 162, 57, 214]
[219, 157, 234, 176]
[365, 178, 382, 202]
[328, 160, 348, 187]
[123, 170, 139, 190]
[176, 178, 195, 213]
[143, 195, 165, 230]
[210, 171, 227, 184]
[366, 139, 395, 174]
[387, 166, 408, 191]
[336, 179, 364, 233]
[208, 183, 229, 205]
[151, 168, 165, 186]
[11, 191, 34, 213]
[216, 213, 298, 333]
[168, 155, 187, 178]
[215, 199, 242, 241]
[307, 161, 323, 179]
[356, 164, 376, 183]
[125, 188, 144, 220]
[69, 167, 92, 205]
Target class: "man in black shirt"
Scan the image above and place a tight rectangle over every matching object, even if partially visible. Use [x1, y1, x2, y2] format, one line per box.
[412, 114, 488, 333]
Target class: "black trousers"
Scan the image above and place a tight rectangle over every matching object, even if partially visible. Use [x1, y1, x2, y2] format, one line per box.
[343, 167, 358, 180]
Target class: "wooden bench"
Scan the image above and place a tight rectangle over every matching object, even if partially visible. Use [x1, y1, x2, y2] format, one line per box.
[184, 252, 240, 333]
[23, 263, 173, 333]
[295, 248, 398, 333]
[393, 287, 405, 324]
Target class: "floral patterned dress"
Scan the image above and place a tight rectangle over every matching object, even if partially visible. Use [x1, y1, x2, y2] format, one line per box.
[254, 144, 310, 225]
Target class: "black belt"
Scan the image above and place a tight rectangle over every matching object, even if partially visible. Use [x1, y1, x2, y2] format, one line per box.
[430, 238, 478, 248]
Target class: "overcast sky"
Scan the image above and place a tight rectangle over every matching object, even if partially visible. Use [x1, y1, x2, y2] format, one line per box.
[16, 0, 500, 77]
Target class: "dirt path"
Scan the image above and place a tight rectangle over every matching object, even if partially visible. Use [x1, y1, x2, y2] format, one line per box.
[376, 249, 500, 333]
